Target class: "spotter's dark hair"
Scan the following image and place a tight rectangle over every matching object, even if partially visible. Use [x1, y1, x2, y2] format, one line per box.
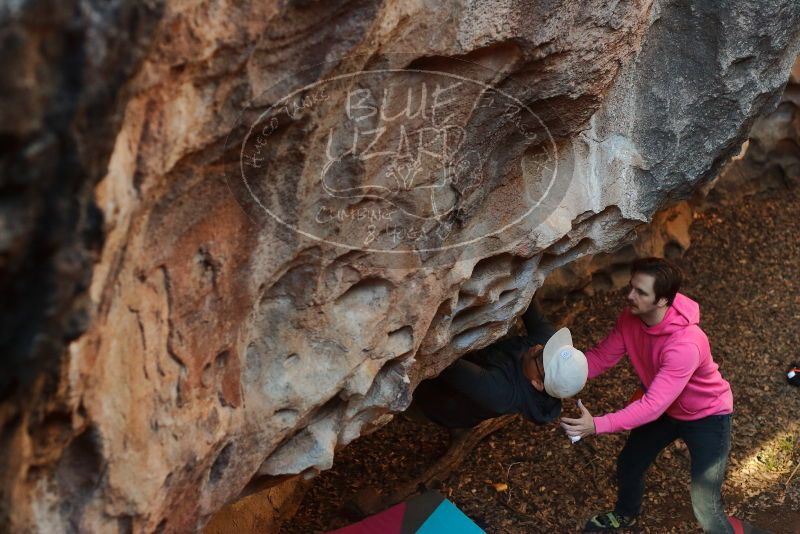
[630, 257, 683, 306]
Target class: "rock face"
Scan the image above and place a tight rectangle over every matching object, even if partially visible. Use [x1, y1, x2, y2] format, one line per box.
[711, 55, 800, 201]
[539, 53, 800, 307]
[537, 201, 695, 305]
[2, 1, 799, 532]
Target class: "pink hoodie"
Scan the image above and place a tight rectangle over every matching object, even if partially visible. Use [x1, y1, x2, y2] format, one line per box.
[588, 293, 733, 434]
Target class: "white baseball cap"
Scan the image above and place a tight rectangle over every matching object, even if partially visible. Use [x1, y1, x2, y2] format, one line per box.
[542, 327, 588, 398]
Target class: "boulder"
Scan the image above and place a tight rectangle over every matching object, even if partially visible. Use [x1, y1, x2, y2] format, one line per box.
[1, 1, 799, 532]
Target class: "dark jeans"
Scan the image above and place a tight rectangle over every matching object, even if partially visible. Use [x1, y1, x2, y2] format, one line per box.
[615, 413, 733, 534]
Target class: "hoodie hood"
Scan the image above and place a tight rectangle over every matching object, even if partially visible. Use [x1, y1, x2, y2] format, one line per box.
[641, 293, 700, 335]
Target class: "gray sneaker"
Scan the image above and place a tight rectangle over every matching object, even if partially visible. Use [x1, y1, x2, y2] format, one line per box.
[584, 511, 638, 531]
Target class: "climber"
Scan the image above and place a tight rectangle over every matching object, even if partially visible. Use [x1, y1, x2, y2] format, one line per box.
[559, 257, 735, 534]
[410, 302, 588, 429]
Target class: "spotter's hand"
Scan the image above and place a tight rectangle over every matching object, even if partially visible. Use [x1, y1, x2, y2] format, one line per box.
[560, 399, 596, 439]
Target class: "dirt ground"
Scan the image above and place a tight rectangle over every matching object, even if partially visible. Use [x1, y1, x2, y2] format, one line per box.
[284, 186, 800, 534]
